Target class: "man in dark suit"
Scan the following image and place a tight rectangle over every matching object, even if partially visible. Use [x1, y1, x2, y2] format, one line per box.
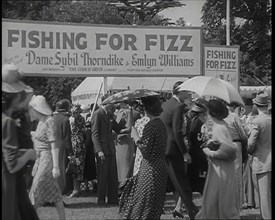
[91, 94, 124, 206]
[160, 81, 198, 220]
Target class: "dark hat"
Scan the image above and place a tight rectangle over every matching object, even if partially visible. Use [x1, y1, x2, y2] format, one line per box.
[191, 102, 207, 113]
[56, 99, 70, 112]
[172, 81, 184, 95]
[207, 99, 228, 120]
[253, 91, 269, 106]
[141, 96, 163, 116]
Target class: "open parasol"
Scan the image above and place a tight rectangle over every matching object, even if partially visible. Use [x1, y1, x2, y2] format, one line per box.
[101, 89, 159, 105]
[177, 76, 244, 106]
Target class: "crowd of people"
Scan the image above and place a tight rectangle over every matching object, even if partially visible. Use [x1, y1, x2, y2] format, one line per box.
[2, 63, 271, 220]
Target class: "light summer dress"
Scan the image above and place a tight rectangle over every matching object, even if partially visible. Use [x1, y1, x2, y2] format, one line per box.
[29, 117, 62, 206]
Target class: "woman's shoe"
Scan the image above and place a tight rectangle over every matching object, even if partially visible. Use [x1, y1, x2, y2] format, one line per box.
[172, 210, 184, 218]
[68, 190, 79, 198]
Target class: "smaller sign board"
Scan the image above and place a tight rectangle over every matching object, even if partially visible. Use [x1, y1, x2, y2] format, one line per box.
[204, 45, 240, 89]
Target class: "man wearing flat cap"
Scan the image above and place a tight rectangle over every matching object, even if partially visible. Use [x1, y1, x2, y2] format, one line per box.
[247, 91, 271, 219]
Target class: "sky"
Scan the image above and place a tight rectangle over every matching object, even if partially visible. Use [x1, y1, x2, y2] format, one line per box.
[159, 0, 206, 27]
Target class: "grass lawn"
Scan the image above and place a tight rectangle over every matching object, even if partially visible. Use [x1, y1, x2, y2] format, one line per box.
[37, 190, 261, 220]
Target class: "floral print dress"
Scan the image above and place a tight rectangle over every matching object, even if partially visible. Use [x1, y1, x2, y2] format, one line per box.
[70, 115, 86, 182]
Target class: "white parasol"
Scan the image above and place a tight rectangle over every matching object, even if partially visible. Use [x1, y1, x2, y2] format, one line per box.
[177, 76, 244, 106]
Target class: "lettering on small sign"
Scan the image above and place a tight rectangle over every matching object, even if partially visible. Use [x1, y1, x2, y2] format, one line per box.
[204, 45, 239, 89]
[205, 49, 237, 71]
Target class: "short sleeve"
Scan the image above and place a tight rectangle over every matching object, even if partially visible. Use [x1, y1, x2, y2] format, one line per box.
[46, 117, 55, 142]
[134, 116, 150, 138]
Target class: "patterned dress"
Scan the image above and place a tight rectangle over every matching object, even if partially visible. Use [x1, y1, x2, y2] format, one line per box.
[132, 116, 150, 176]
[120, 118, 168, 220]
[69, 115, 86, 182]
[29, 117, 62, 206]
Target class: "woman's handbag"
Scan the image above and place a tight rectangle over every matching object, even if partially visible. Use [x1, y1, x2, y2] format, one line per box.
[200, 140, 220, 151]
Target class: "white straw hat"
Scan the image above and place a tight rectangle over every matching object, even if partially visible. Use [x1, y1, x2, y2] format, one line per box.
[2, 63, 30, 93]
[29, 95, 52, 115]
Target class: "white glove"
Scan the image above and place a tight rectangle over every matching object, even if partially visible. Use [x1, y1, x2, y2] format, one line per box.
[52, 167, 60, 178]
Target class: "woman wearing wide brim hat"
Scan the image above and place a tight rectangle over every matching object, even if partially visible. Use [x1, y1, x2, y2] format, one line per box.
[2, 63, 39, 220]
[196, 99, 240, 219]
[28, 95, 66, 220]
[29, 95, 53, 117]
[119, 96, 168, 219]
[2, 63, 34, 109]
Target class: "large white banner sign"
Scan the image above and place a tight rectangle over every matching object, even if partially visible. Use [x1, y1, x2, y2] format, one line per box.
[204, 45, 240, 89]
[2, 19, 202, 77]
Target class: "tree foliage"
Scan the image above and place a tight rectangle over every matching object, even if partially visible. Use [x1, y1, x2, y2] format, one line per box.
[108, 0, 184, 25]
[2, 1, 123, 108]
[201, 0, 272, 86]
[175, 17, 186, 27]
[2, 0, 180, 108]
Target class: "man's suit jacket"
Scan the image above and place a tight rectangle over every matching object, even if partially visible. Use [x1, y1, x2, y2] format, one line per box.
[91, 107, 122, 156]
[160, 97, 189, 158]
[248, 111, 271, 174]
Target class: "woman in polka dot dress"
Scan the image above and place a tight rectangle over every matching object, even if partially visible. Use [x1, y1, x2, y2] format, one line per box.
[119, 96, 168, 220]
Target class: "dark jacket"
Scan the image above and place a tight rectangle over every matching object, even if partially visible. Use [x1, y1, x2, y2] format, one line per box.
[53, 111, 72, 154]
[91, 107, 123, 155]
[160, 97, 189, 157]
[53, 111, 73, 192]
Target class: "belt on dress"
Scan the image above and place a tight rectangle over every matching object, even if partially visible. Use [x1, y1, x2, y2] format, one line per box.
[233, 139, 242, 143]
[31, 149, 48, 177]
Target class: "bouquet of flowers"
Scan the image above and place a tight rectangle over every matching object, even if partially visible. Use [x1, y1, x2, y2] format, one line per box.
[199, 117, 220, 151]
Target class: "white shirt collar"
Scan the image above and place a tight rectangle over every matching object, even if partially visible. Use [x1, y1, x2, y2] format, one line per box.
[172, 94, 180, 103]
